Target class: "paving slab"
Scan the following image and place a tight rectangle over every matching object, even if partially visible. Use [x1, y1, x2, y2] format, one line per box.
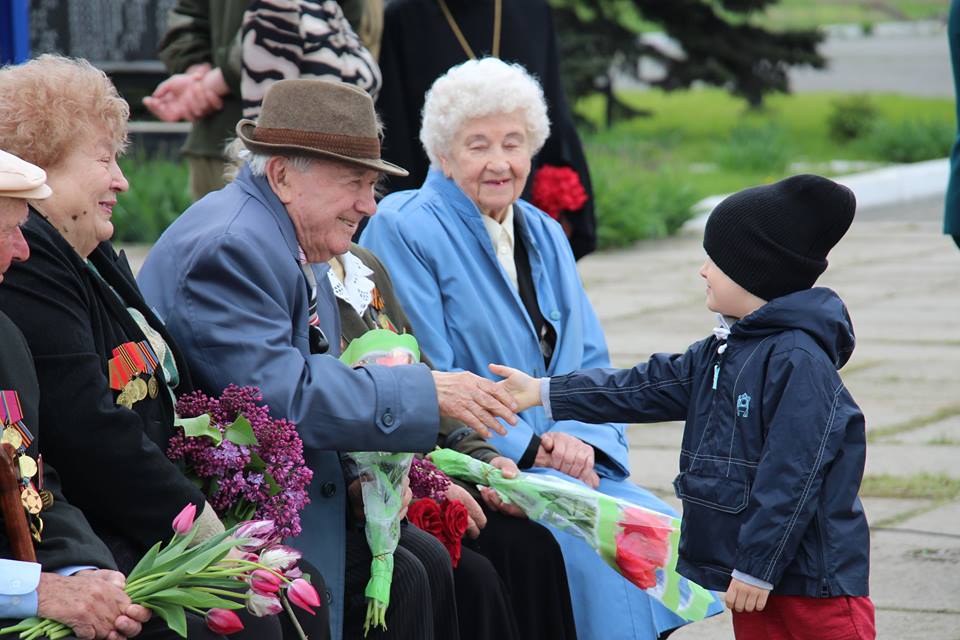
[864, 444, 960, 478]
[861, 497, 936, 526]
[888, 415, 960, 445]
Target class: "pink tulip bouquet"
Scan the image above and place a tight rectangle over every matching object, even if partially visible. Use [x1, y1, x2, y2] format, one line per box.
[0, 505, 321, 639]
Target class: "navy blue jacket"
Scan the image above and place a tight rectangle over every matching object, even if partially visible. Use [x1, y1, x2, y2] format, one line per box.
[549, 288, 870, 597]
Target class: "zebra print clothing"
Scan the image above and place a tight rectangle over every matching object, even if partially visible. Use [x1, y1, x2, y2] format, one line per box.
[241, 0, 382, 120]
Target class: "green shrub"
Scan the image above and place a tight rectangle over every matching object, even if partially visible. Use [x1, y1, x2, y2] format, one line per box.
[592, 164, 699, 250]
[827, 95, 879, 143]
[713, 123, 790, 174]
[860, 119, 954, 163]
[113, 155, 192, 243]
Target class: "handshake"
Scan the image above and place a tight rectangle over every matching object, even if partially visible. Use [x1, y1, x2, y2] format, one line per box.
[142, 63, 230, 123]
[432, 365, 598, 489]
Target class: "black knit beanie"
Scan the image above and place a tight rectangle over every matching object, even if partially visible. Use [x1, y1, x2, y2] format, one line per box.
[702, 174, 856, 301]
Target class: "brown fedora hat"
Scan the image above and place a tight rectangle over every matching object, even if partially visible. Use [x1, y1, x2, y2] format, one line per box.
[236, 79, 408, 177]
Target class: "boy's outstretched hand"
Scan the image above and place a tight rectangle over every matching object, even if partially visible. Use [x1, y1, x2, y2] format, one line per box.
[489, 363, 542, 412]
[724, 577, 770, 613]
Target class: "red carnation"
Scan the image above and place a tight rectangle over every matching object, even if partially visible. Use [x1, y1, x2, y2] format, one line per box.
[407, 498, 444, 539]
[440, 500, 469, 567]
[531, 165, 589, 221]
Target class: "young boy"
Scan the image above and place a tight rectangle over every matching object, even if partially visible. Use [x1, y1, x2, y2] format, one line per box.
[492, 174, 875, 640]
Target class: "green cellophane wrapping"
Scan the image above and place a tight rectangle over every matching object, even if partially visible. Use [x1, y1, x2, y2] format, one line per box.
[428, 447, 716, 621]
[341, 330, 420, 634]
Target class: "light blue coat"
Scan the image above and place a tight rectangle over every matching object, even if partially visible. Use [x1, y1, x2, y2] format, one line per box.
[138, 166, 440, 640]
[362, 170, 721, 639]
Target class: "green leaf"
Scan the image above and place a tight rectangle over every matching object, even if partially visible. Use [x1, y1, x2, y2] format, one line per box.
[224, 415, 257, 446]
[175, 414, 222, 445]
[264, 472, 283, 497]
[127, 540, 163, 582]
[149, 587, 243, 610]
[246, 451, 267, 472]
[182, 538, 238, 574]
[145, 601, 188, 638]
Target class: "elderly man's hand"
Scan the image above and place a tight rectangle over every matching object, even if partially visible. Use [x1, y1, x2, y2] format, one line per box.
[479, 457, 528, 518]
[432, 371, 517, 438]
[350, 475, 412, 523]
[37, 571, 150, 639]
[445, 483, 487, 538]
[535, 433, 600, 489]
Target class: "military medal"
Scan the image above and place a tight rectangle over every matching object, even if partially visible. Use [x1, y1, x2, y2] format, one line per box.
[1, 427, 22, 449]
[371, 287, 385, 311]
[18, 454, 37, 478]
[116, 387, 134, 409]
[30, 515, 43, 543]
[0, 391, 33, 448]
[109, 341, 160, 407]
[131, 377, 148, 402]
[21, 485, 42, 514]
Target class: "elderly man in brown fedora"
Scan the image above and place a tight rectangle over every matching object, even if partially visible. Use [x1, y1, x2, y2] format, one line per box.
[138, 80, 520, 639]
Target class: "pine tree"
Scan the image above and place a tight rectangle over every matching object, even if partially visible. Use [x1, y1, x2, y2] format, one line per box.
[551, 0, 825, 126]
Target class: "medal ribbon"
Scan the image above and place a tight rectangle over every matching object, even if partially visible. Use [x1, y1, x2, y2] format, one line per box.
[109, 341, 159, 390]
[0, 390, 23, 425]
[0, 390, 34, 448]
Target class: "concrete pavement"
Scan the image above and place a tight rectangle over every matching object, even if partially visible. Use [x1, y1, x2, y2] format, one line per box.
[578, 197, 960, 638]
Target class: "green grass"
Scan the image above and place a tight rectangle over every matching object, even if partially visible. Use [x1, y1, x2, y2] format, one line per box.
[866, 404, 960, 442]
[579, 88, 954, 201]
[738, 0, 949, 30]
[860, 473, 960, 500]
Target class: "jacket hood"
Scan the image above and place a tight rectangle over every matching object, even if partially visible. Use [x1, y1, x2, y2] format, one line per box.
[731, 287, 856, 368]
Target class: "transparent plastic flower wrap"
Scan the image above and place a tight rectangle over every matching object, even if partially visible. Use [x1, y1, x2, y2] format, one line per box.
[428, 448, 716, 622]
[341, 330, 419, 635]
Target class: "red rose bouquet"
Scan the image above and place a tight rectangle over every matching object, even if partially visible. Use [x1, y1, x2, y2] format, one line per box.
[531, 164, 589, 221]
[406, 496, 469, 567]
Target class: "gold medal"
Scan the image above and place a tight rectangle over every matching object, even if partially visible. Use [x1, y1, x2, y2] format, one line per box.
[30, 515, 43, 543]
[21, 486, 42, 514]
[147, 375, 159, 399]
[131, 378, 148, 402]
[39, 489, 54, 510]
[116, 389, 133, 409]
[1, 427, 22, 449]
[18, 455, 37, 479]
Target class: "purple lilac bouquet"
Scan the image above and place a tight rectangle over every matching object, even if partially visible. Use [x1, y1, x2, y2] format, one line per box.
[168, 385, 312, 538]
[409, 457, 451, 502]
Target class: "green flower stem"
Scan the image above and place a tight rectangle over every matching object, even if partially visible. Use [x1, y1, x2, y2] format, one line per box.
[281, 593, 307, 640]
[192, 587, 251, 600]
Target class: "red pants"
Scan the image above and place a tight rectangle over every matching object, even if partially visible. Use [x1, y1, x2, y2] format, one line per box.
[732, 595, 876, 640]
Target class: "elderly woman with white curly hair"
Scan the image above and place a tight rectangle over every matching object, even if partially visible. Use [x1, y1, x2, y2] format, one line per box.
[361, 58, 723, 639]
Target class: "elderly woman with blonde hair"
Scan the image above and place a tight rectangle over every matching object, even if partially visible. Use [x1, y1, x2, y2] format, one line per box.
[361, 57, 723, 639]
[0, 55, 325, 639]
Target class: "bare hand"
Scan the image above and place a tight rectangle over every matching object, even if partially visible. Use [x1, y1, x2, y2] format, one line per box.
[445, 483, 487, 538]
[724, 577, 770, 613]
[37, 572, 144, 639]
[488, 364, 541, 412]
[398, 475, 412, 521]
[143, 67, 207, 122]
[432, 371, 517, 438]
[536, 433, 600, 488]
[480, 457, 527, 517]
